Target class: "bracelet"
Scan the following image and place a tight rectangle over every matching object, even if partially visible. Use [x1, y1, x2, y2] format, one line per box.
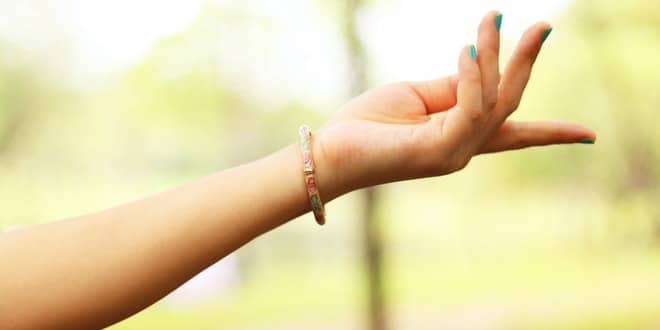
[298, 125, 326, 225]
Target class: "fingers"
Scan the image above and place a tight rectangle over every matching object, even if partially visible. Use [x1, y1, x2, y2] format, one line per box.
[478, 120, 596, 154]
[456, 44, 483, 122]
[408, 75, 458, 114]
[407, 11, 500, 118]
[496, 22, 552, 119]
[439, 45, 483, 140]
[477, 11, 502, 111]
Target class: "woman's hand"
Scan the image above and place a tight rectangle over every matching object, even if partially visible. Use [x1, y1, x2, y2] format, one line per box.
[315, 11, 596, 197]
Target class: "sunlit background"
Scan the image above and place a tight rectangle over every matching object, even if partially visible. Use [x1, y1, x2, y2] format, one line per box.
[2, 0, 660, 329]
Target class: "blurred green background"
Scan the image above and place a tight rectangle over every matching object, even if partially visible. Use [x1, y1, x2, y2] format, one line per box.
[1, 0, 659, 329]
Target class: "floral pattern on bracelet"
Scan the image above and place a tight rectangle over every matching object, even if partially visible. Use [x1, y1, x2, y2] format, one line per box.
[299, 124, 326, 225]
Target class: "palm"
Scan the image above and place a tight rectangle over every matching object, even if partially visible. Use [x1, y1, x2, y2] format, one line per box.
[338, 83, 431, 124]
[318, 82, 455, 190]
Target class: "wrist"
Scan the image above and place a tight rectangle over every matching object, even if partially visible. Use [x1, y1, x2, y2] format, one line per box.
[290, 124, 350, 206]
[313, 123, 364, 201]
[310, 135, 343, 202]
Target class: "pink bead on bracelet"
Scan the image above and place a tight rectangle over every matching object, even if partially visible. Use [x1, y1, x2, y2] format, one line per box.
[298, 125, 326, 225]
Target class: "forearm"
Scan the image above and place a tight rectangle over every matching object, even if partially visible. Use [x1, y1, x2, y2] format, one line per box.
[0, 142, 338, 329]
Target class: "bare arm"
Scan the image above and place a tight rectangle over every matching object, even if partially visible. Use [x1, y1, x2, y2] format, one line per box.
[0, 143, 339, 329]
[0, 12, 595, 329]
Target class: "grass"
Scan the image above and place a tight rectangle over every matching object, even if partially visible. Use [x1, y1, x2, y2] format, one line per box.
[108, 252, 660, 329]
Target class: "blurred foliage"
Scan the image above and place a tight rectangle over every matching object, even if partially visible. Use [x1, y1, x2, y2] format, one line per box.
[0, 41, 68, 158]
[2, 0, 660, 329]
[494, 0, 660, 254]
[113, 3, 327, 168]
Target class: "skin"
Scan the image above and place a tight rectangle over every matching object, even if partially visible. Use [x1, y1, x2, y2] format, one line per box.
[0, 12, 595, 329]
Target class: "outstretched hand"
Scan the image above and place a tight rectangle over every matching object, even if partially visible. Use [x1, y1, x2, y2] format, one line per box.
[315, 11, 596, 197]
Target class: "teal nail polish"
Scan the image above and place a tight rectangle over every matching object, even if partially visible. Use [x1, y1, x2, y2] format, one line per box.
[495, 13, 503, 32]
[469, 44, 477, 60]
[578, 139, 594, 144]
[541, 27, 553, 44]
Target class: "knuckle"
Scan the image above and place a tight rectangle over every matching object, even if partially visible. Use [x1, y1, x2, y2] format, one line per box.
[466, 108, 482, 122]
[446, 155, 470, 173]
[500, 93, 521, 111]
[513, 135, 528, 148]
[484, 94, 498, 111]
[416, 153, 444, 177]
[454, 158, 470, 172]
[419, 149, 470, 176]
[511, 99, 521, 110]
[481, 48, 498, 61]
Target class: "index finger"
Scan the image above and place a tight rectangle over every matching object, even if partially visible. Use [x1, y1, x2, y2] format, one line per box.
[495, 22, 553, 121]
[477, 11, 502, 111]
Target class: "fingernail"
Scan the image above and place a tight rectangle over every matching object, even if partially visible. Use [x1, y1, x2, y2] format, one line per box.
[469, 44, 477, 60]
[541, 27, 553, 44]
[578, 139, 594, 144]
[495, 13, 503, 32]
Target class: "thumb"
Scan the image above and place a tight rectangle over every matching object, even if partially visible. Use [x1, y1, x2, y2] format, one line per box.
[408, 75, 458, 114]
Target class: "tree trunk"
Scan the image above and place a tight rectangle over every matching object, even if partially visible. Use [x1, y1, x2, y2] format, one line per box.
[342, 1, 388, 329]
